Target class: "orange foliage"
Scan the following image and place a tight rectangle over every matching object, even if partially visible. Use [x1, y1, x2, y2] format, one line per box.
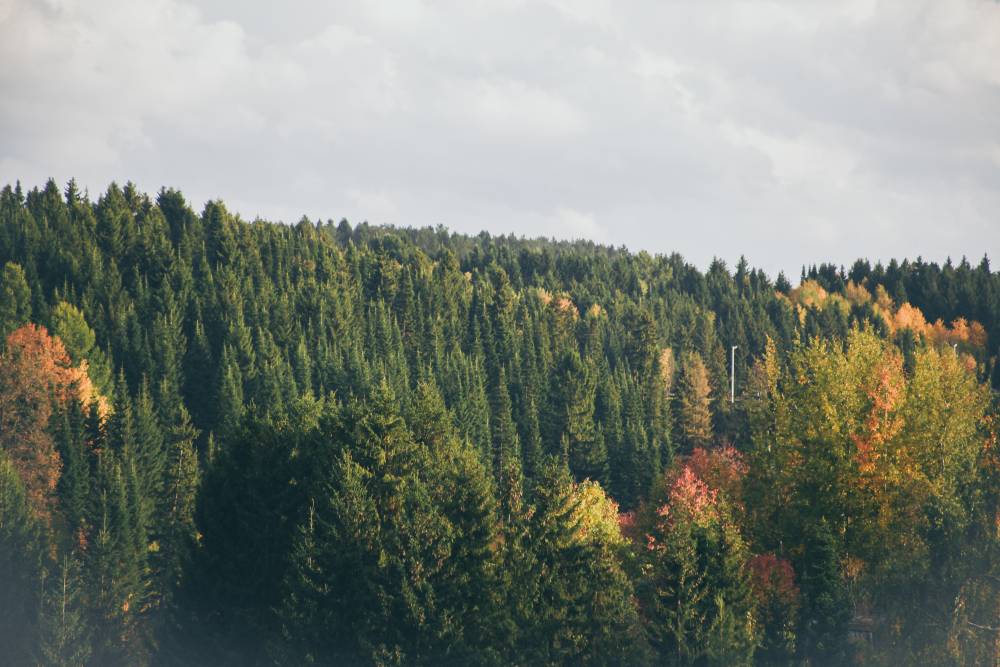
[852, 352, 905, 479]
[0, 324, 103, 521]
[874, 285, 894, 312]
[554, 296, 579, 319]
[926, 316, 989, 352]
[677, 445, 747, 505]
[893, 302, 928, 334]
[846, 288, 990, 354]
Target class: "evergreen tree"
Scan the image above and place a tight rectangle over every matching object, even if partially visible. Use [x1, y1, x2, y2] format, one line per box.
[0, 261, 31, 339]
[86, 451, 149, 666]
[677, 351, 714, 451]
[796, 519, 852, 665]
[53, 398, 90, 549]
[489, 367, 522, 484]
[0, 453, 43, 664]
[545, 350, 607, 483]
[37, 555, 92, 667]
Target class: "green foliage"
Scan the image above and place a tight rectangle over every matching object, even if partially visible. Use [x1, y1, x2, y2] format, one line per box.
[277, 383, 503, 664]
[637, 464, 757, 666]
[0, 179, 998, 663]
[37, 555, 92, 667]
[0, 452, 44, 664]
[0, 261, 31, 340]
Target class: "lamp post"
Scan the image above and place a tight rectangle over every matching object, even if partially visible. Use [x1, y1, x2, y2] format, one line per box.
[730, 345, 738, 404]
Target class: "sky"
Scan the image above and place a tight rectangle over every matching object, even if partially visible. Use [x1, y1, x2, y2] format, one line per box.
[1, 0, 998, 279]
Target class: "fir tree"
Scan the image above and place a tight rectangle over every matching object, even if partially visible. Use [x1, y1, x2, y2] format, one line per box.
[37, 555, 92, 667]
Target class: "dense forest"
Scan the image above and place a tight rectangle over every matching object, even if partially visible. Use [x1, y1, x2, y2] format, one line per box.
[0, 179, 998, 665]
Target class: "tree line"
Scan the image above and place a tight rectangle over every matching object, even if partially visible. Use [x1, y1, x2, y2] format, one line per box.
[0, 179, 998, 665]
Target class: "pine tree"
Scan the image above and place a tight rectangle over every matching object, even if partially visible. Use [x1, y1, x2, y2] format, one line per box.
[638, 464, 758, 665]
[37, 555, 92, 666]
[489, 367, 522, 484]
[545, 350, 606, 483]
[216, 345, 245, 441]
[677, 351, 714, 451]
[515, 335, 544, 481]
[0, 261, 32, 339]
[204, 201, 237, 267]
[133, 379, 165, 536]
[0, 453, 44, 664]
[511, 461, 647, 664]
[796, 518, 852, 665]
[86, 451, 148, 666]
[53, 398, 90, 549]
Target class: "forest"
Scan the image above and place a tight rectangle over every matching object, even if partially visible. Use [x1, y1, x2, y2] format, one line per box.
[0, 178, 998, 666]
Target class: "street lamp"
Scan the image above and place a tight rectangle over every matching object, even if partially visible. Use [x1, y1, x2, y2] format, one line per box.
[730, 345, 738, 404]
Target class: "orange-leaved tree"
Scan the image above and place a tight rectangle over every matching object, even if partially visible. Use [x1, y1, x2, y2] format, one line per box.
[0, 323, 101, 522]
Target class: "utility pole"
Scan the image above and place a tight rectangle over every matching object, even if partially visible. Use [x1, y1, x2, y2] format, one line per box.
[730, 345, 738, 404]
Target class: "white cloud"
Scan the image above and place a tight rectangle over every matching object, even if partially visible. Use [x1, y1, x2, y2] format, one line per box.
[552, 206, 604, 242]
[0, 0, 997, 276]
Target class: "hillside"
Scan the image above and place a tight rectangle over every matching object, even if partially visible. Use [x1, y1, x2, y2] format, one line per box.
[1, 179, 998, 665]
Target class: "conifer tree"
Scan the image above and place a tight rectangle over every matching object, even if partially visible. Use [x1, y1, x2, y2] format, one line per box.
[0, 261, 31, 339]
[133, 379, 165, 533]
[545, 350, 605, 482]
[0, 453, 44, 664]
[86, 451, 149, 666]
[53, 398, 90, 548]
[489, 367, 522, 484]
[677, 351, 714, 451]
[796, 519, 852, 665]
[38, 555, 92, 666]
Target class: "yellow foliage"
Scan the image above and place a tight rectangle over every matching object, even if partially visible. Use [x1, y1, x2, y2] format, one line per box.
[70, 360, 110, 418]
[762, 328, 992, 594]
[570, 480, 626, 547]
[787, 279, 828, 309]
[658, 347, 675, 395]
[826, 293, 850, 317]
[844, 280, 872, 306]
[874, 284, 894, 312]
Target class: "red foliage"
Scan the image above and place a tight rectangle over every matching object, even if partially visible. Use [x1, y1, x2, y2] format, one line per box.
[750, 553, 799, 607]
[683, 444, 747, 503]
[660, 445, 747, 512]
[618, 510, 640, 541]
[666, 466, 719, 524]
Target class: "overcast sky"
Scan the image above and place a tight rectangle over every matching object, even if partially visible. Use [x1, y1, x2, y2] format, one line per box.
[2, 0, 998, 278]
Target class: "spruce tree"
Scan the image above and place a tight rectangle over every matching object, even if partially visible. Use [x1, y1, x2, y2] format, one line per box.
[0, 261, 32, 339]
[797, 518, 852, 665]
[677, 351, 714, 452]
[0, 453, 43, 664]
[37, 555, 92, 666]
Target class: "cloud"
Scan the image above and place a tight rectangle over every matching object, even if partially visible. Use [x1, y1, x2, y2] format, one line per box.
[552, 206, 605, 242]
[1, 0, 997, 277]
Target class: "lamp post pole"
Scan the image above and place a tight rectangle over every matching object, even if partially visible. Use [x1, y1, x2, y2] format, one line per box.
[731, 345, 738, 404]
